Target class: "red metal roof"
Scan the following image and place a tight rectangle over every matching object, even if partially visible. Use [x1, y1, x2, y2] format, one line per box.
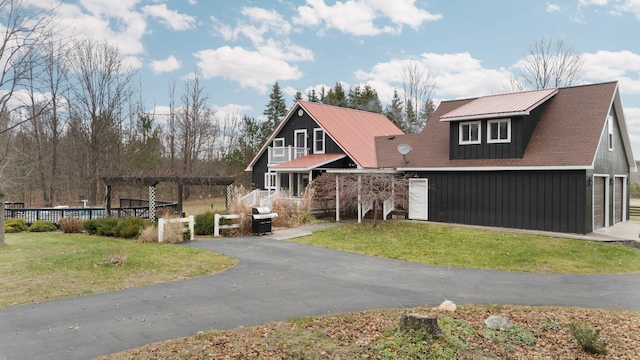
[270, 154, 346, 171]
[440, 88, 558, 121]
[298, 101, 404, 168]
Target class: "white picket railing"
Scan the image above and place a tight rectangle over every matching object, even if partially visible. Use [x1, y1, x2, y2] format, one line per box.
[214, 213, 241, 236]
[158, 216, 194, 243]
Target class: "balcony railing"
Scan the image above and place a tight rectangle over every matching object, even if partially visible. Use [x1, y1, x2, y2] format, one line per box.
[268, 146, 308, 164]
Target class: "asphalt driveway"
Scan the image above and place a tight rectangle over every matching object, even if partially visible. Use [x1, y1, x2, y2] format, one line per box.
[1, 232, 639, 359]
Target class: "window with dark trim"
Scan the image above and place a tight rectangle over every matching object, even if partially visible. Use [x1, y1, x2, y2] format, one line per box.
[459, 121, 481, 145]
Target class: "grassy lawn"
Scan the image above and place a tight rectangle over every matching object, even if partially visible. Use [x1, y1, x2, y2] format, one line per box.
[291, 221, 640, 274]
[0, 232, 236, 308]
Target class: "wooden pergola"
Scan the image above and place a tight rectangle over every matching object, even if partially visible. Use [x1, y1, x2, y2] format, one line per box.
[102, 176, 237, 221]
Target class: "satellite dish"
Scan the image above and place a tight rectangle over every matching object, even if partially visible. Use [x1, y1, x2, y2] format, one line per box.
[397, 143, 412, 155]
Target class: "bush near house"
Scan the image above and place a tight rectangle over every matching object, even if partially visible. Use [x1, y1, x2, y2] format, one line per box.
[4, 218, 28, 233]
[28, 220, 57, 232]
[82, 217, 149, 239]
[194, 212, 215, 235]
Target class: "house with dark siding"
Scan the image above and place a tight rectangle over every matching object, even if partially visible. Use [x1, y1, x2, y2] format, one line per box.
[376, 81, 635, 234]
[245, 100, 403, 203]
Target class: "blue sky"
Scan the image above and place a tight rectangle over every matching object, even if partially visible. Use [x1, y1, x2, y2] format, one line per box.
[27, 0, 640, 157]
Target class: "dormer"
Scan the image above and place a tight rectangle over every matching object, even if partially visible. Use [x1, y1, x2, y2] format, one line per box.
[440, 88, 558, 160]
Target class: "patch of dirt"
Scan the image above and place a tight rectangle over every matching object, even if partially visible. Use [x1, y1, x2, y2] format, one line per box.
[95, 305, 640, 359]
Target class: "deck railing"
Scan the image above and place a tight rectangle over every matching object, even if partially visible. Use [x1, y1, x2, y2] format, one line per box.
[267, 146, 308, 164]
[4, 200, 179, 225]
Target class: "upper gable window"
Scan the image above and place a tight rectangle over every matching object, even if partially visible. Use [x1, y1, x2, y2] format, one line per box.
[313, 128, 325, 154]
[487, 119, 511, 143]
[272, 137, 285, 157]
[459, 121, 481, 145]
[607, 115, 614, 151]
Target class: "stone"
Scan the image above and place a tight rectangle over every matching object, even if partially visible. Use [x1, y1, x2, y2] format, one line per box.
[438, 299, 457, 312]
[484, 315, 513, 329]
[400, 313, 442, 336]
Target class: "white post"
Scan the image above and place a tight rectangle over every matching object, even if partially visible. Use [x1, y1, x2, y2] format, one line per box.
[158, 218, 165, 242]
[335, 175, 340, 222]
[214, 213, 221, 237]
[357, 174, 362, 223]
[188, 215, 194, 240]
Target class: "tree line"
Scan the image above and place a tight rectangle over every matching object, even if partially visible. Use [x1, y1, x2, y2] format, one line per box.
[0, 0, 584, 247]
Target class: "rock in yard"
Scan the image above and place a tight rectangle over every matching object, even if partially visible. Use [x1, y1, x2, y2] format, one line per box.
[439, 299, 457, 312]
[484, 315, 513, 329]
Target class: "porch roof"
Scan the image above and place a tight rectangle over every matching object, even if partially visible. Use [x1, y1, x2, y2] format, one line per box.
[269, 154, 346, 171]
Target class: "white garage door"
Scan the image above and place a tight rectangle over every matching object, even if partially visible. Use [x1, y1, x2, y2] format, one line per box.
[409, 178, 428, 221]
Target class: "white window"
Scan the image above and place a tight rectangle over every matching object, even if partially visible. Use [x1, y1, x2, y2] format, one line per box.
[608, 115, 614, 151]
[294, 129, 307, 158]
[264, 172, 277, 190]
[487, 119, 511, 143]
[313, 128, 325, 154]
[459, 121, 481, 145]
[273, 137, 285, 157]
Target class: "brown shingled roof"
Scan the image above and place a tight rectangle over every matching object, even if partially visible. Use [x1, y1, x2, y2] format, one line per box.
[376, 82, 630, 170]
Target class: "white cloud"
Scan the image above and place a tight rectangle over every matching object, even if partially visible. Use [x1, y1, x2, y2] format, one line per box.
[583, 50, 640, 93]
[188, 0, 197, 4]
[194, 46, 303, 93]
[203, 7, 313, 91]
[294, 0, 441, 36]
[615, 0, 640, 19]
[142, 4, 196, 31]
[355, 53, 510, 102]
[546, 2, 561, 12]
[213, 7, 291, 44]
[213, 103, 253, 120]
[123, 55, 143, 70]
[149, 55, 182, 74]
[35, 0, 147, 56]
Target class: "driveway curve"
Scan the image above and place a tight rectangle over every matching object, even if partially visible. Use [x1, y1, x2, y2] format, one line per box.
[1, 234, 639, 360]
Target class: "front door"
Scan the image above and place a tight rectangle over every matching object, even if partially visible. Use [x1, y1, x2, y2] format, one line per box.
[295, 173, 309, 197]
[409, 178, 428, 220]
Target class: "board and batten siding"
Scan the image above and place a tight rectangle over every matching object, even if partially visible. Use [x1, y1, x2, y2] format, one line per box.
[418, 170, 588, 234]
[251, 106, 346, 189]
[449, 102, 547, 160]
[588, 107, 631, 228]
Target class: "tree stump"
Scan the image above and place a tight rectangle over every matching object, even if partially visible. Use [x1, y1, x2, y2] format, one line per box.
[400, 313, 442, 336]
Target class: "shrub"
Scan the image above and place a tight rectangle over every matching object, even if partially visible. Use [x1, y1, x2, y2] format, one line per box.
[82, 219, 101, 235]
[115, 216, 147, 239]
[569, 323, 607, 355]
[137, 225, 158, 243]
[162, 221, 187, 244]
[195, 212, 215, 235]
[5, 218, 27, 233]
[59, 216, 84, 233]
[28, 220, 57, 232]
[96, 217, 119, 237]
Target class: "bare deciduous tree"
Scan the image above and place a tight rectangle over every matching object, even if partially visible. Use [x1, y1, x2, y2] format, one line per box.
[402, 60, 436, 133]
[311, 173, 408, 226]
[0, 0, 55, 244]
[66, 38, 136, 204]
[178, 72, 213, 174]
[510, 37, 584, 91]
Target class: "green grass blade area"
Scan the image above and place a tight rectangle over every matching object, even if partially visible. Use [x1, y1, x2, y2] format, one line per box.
[0, 232, 236, 308]
[291, 221, 640, 274]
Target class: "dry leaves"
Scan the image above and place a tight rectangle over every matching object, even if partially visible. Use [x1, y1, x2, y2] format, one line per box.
[96, 305, 640, 359]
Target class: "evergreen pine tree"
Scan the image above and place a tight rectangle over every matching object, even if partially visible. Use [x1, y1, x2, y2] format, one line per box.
[385, 89, 404, 131]
[263, 81, 288, 134]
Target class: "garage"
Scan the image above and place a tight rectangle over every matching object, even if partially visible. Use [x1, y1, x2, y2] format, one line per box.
[593, 176, 606, 229]
[614, 177, 624, 224]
